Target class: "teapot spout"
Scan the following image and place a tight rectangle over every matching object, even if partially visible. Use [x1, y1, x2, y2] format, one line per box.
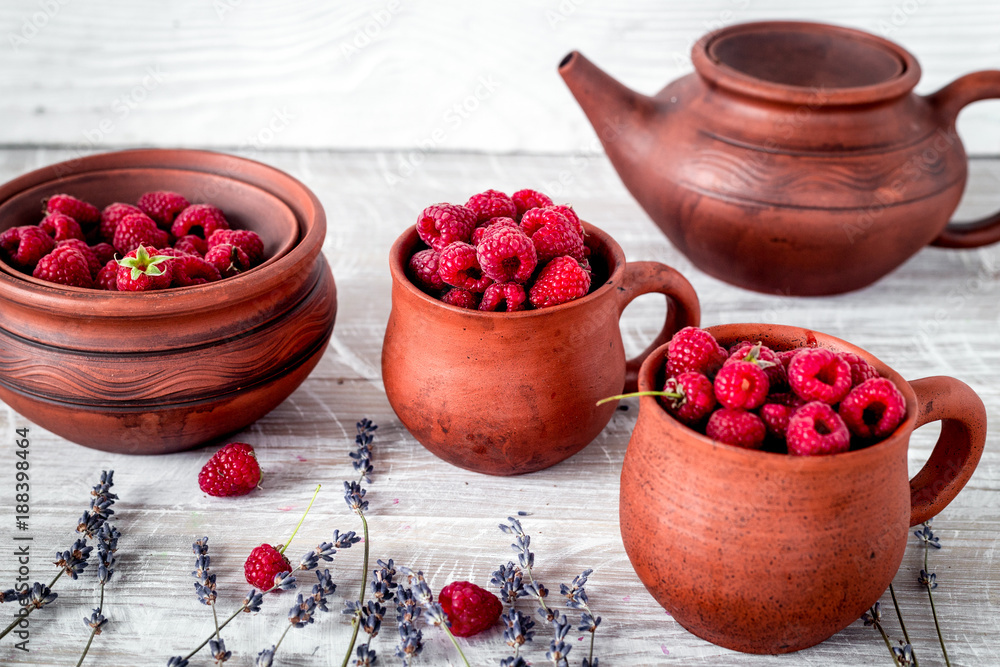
[559, 51, 657, 166]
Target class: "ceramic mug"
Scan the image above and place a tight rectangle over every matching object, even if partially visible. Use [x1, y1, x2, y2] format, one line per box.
[619, 323, 986, 653]
[382, 222, 700, 475]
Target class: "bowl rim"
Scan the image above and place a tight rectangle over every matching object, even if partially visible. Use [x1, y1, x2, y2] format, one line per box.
[0, 148, 326, 317]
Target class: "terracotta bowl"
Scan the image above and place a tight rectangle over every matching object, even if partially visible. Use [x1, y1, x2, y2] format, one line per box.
[0, 149, 337, 454]
[382, 223, 700, 475]
[619, 324, 986, 653]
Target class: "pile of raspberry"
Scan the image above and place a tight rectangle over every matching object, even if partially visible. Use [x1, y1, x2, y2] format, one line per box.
[0, 191, 265, 291]
[657, 327, 907, 456]
[406, 188, 594, 311]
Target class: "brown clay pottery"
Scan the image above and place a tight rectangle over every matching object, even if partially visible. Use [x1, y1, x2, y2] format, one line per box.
[560, 21, 1000, 295]
[619, 323, 986, 653]
[382, 223, 700, 475]
[0, 149, 336, 454]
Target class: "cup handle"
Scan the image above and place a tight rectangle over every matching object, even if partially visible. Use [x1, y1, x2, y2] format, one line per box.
[907, 376, 987, 526]
[925, 70, 1000, 248]
[614, 261, 700, 393]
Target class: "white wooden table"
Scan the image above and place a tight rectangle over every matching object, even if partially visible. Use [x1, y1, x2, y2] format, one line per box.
[1, 148, 998, 666]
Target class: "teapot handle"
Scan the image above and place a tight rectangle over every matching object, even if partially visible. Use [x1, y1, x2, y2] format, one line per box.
[927, 71, 1000, 248]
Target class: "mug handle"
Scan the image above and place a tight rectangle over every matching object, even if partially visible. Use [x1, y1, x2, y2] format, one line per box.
[926, 70, 1000, 248]
[614, 261, 701, 393]
[907, 376, 987, 526]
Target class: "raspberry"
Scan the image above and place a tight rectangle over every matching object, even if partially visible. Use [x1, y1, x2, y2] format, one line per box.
[56, 239, 100, 277]
[660, 372, 716, 425]
[760, 402, 794, 439]
[476, 225, 537, 283]
[172, 204, 230, 240]
[838, 378, 906, 439]
[244, 544, 292, 590]
[198, 442, 261, 497]
[208, 228, 263, 265]
[113, 212, 168, 255]
[511, 189, 553, 219]
[666, 327, 727, 378]
[787, 348, 852, 404]
[437, 242, 492, 292]
[726, 342, 786, 389]
[465, 189, 516, 224]
[548, 204, 585, 236]
[32, 245, 94, 288]
[39, 213, 85, 242]
[204, 243, 251, 278]
[479, 282, 527, 312]
[174, 234, 208, 257]
[438, 581, 502, 637]
[116, 245, 173, 291]
[520, 206, 572, 238]
[100, 203, 143, 242]
[407, 249, 444, 292]
[0, 225, 56, 269]
[529, 214, 587, 265]
[786, 402, 851, 456]
[441, 288, 479, 309]
[172, 253, 222, 287]
[471, 217, 519, 245]
[45, 194, 99, 227]
[90, 242, 116, 266]
[528, 255, 591, 308]
[713, 361, 769, 410]
[138, 190, 190, 228]
[96, 260, 119, 291]
[839, 352, 879, 387]
[706, 408, 765, 449]
[416, 203, 476, 252]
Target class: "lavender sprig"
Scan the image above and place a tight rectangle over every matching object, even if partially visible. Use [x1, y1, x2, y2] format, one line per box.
[915, 520, 949, 667]
[499, 517, 552, 621]
[888, 584, 918, 667]
[560, 570, 600, 667]
[394, 586, 424, 666]
[862, 602, 902, 667]
[398, 567, 470, 667]
[500, 607, 535, 665]
[545, 612, 572, 667]
[76, 522, 121, 666]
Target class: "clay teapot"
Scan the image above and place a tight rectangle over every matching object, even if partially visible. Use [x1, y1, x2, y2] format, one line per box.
[560, 21, 1000, 295]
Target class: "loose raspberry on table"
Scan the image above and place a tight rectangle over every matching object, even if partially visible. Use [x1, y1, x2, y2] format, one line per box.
[173, 234, 208, 257]
[726, 342, 786, 389]
[208, 228, 263, 265]
[416, 203, 476, 252]
[39, 213, 85, 242]
[204, 243, 251, 278]
[706, 408, 765, 449]
[661, 372, 716, 425]
[437, 242, 492, 292]
[172, 204, 230, 240]
[511, 188, 553, 219]
[666, 327, 727, 378]
[440, 288, 479, 309]
[113, 212, 169, 255]
[198, 442, 261, 497]
[0, 225, 56, 269]
[530, 214, 586, 265]
[528, 255, 591, 308]
[438, 581, 502, 637]
[45, 194, 99, 228]
[786, 401, 851, 456]
[100, 203, 144, 242]
[407, 248, 444, 292]
[839, 351, 880, 387]
[172, 253, 222, 287]
[96, 260, 119, 291]
[138, 190, 190, 228]
[471, 217, 519, 245]
[466, 189, 517, 224]
[838, 378, 906, 439]
[713, 360, 769, 410]
[787, 348, 852, 404]
[479, 282, 527, 312]
[116, 245, 173, 291]
[56, 239, 100, 277]
[476, 225, 537, 283]
[244, 544, 292, 590]
[32, 244, 94, 288]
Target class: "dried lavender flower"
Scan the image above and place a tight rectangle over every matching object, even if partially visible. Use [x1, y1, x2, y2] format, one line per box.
[54, 539, 93, 580]
[343, 480, 368, 513]
[209, 637, 231, 664]
[546, 612, 572, 666]
[354, 643, 377, 666]
[371, 558, 397, 603]
[254, 647, 275, 667]
[96, 523, 120, 584]
[243, 589, 264, 614]
[288, 593, 317, 628]
[501, 607, 535, 649]
[491, 561, 526, 605]
[298, 541, 336, 571]
[914, 521, 941, 549]
[167, 657, 189, 667]
[83, 609, 107, 634]
[333, 529, 361, 550]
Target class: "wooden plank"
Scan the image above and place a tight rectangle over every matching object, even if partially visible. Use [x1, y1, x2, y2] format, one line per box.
[0, 148, 997, 665]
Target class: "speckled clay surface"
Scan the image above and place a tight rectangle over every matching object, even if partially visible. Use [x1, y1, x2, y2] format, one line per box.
[382, 223, 700, 476]
[619, 323, 986, 653]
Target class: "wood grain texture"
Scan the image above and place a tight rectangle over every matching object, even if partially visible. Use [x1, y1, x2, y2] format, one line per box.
[0, 147, 997, 665]
[0, 1, 997, 155]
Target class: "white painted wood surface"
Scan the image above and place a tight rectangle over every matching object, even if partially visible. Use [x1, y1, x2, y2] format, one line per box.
[0, 1, 998, 155]
[0, 147, 997, 665]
